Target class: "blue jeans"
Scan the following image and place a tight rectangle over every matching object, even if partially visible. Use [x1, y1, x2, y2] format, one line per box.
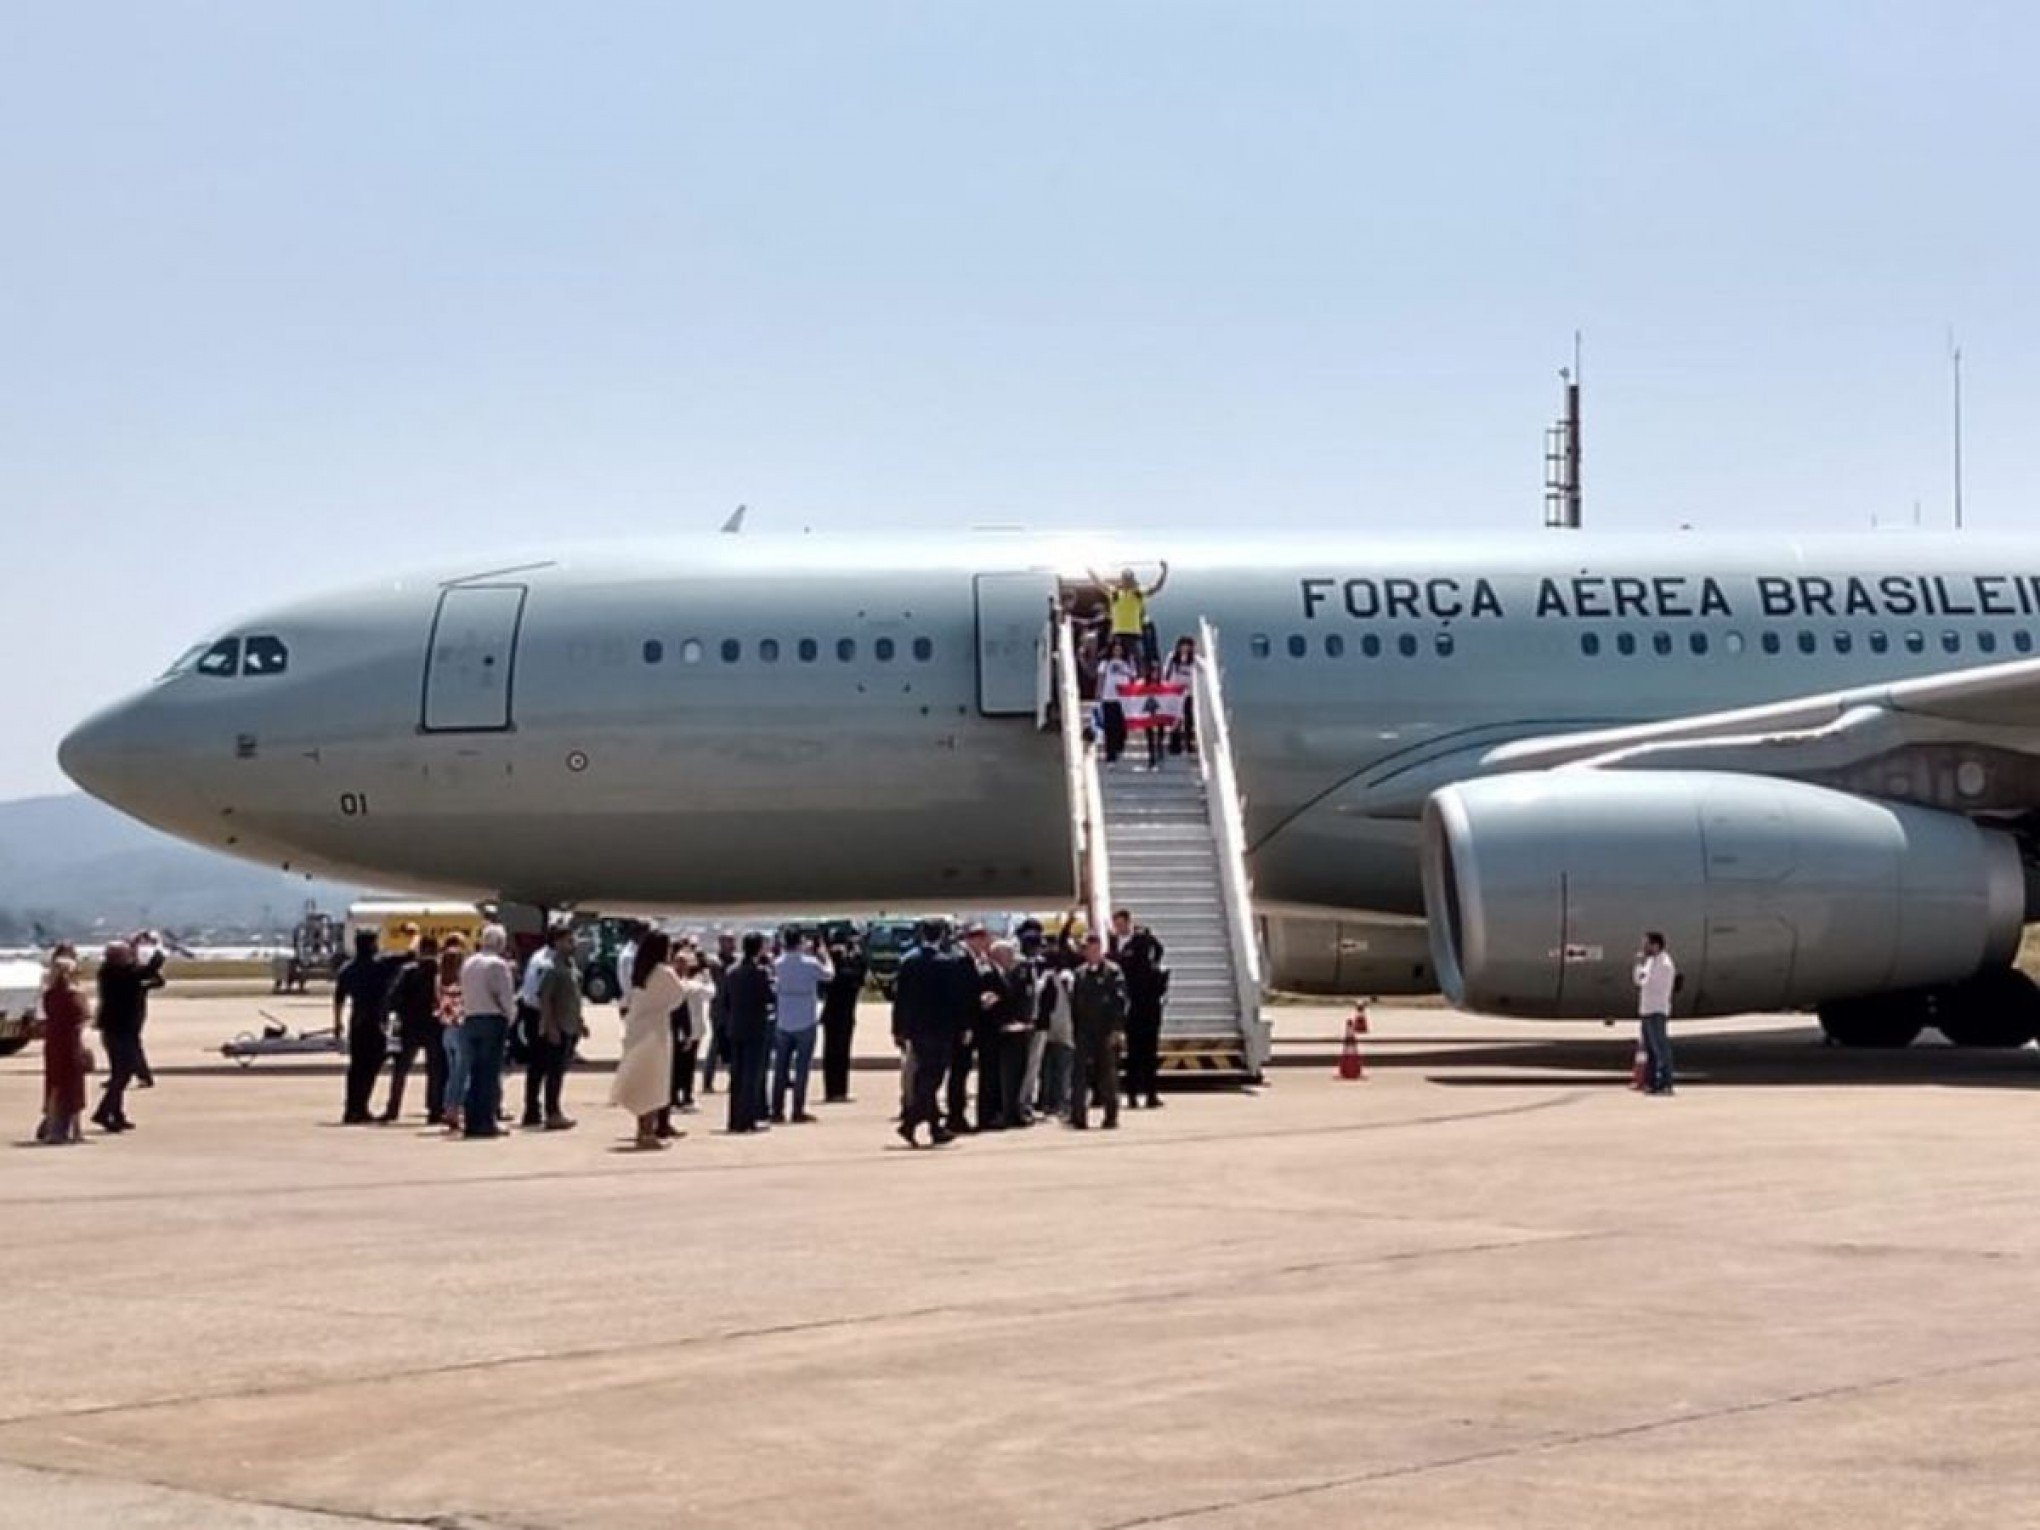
[442, 1028, 470, 1121]
[772, 1026, 818, 1119]
[463, 1013, 509, 1134]
[1641, 1012, 1674, 1092]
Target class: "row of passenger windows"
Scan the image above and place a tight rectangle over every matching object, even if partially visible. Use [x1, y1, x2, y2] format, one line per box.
[642, 635, 936, 666]
[1251, 632, 1456, 660]
[1579, 627, 2036, 658]
[1247, 626, 2040, 663]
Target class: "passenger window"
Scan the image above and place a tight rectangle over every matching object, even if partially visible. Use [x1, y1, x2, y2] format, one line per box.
[196, 638, 241, 677]
[1761, 632, 1781, 655]
[1435, 632, 1455, 657]
[1978, 630, 1997, 655]
[1324, 633, 1345, 658]
[1580, 632, 1600, 656]
[720, 639, 741, 663]
[1361, 633, 1381, 658]
[837, 638, 857, 662]
[642, 639, 664, 665]
[1942, 630, 1961, 654]
[1832, 631, 1852, 655]
[681, 639, 703, 664]
[242, 635, 289, 675]
[1250, 634, 1271, 659]
[912, 636, 933, 662]
[798, 638, 819, 663]
[1797, 631, 1817, 655]
[1652, 631, 1672, 656]
[1397, 634, 1417, 658]
[1904, 631, 1925, 653]
[875, 637, 896, 662]
[759, 638, 780, 663]
[1868, 631, 1888, 654]
[1616, 632, 1636, 657]
[1287, 634, 1307, 658]
[2017, 630, 2034, 655]
[1688, 632, 1708, 655]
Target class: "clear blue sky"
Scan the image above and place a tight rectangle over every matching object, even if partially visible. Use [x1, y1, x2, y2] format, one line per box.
[4, 2, 2035, 796]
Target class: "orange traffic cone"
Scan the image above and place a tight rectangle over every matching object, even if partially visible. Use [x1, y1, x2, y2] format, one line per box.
[1338, 1004, 1368, 1080]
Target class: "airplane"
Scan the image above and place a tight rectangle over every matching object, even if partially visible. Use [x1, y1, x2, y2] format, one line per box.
[56, 530, 2040, 1052]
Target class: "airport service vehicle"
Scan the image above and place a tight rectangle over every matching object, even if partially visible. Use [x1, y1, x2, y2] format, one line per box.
[272, 906, 343, 993]
[0, 957, 42, 1059]
[344, 900, 484, 955]
[59, 531, 2040, 1067]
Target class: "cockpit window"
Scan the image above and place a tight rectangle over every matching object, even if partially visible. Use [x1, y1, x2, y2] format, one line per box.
[161, 644, 210, 679]
[243, 635, 289, 675]
[195, 638, 242, 677]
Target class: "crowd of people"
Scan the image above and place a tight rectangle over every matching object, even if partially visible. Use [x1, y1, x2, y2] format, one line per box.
[1068, 566, 1200, 767]
[27, 907, 1173, 1151]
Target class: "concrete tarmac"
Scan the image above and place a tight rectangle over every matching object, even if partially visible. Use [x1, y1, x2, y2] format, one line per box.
[4, 988, 2040, 1529]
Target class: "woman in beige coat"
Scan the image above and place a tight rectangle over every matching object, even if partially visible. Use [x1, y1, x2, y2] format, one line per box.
[612, 931, 681, 1149]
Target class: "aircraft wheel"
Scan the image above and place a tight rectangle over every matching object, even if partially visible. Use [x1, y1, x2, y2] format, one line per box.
[1818, 993, 1926, 1049]
[1932, 968, 2040, 1048]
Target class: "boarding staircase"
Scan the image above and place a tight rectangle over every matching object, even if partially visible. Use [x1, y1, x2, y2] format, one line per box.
[1055, 616, 1269, 1079]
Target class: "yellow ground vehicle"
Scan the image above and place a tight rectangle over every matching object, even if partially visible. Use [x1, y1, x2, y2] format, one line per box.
[344, 901, 486, 954]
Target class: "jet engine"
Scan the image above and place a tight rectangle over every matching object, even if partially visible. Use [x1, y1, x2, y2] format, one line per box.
[1420, 770, 2024, 1018]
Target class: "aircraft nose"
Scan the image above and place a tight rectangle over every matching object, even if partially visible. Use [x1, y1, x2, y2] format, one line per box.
[59, 700, 137, 803]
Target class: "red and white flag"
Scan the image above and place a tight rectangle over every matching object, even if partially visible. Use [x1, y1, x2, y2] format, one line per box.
[1120, 679, 1187, 730]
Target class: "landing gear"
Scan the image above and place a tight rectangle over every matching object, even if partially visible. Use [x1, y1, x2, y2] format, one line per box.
[1819, 968, 2040, 1049]
[1931, 967, 2040, 1048]
[1817, 991, 1927, 1049]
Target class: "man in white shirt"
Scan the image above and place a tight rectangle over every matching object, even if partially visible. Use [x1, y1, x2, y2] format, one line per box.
[1633, 931, 1677, 1096]
[459, 925, 520, 1138]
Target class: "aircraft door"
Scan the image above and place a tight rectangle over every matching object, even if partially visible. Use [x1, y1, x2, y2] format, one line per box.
[973, 571, 1057, 717]
[421, 584, 527, 732]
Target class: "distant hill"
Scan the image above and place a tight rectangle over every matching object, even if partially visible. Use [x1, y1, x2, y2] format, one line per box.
[0, 793, 365, 941]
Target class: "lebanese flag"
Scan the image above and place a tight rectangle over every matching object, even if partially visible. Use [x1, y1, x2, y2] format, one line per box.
[1121, 679, 1187, 730]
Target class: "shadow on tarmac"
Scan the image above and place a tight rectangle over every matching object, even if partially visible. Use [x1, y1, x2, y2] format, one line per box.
[1278, 1025, 2040, 1090]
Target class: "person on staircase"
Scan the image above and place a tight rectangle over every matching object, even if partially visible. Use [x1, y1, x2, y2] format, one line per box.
[1111, 909, 1168, 1110]
[1097, 638, 1137, 765]
[1162, 634, 1199, 755]
[1089, 563, 1170, 668]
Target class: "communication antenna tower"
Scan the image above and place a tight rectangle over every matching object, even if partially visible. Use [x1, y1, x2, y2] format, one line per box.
[1544, 332, 1583, 528]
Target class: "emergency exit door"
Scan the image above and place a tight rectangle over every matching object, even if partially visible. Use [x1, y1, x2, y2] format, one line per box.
[421, 584, 527, 732]
[973, 571, 1057, 717]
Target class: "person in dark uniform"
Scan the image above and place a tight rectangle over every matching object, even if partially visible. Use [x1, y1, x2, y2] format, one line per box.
[893, 920, 963, 1148]
[92, 938, 167, 1133]
[948, 922, 994, 1132]
[1067, 934, 1129, 1130]
[724, 932, 776, 1134]
[380, 935, 445, 1123]
[987, 939, 1038, 1130]
[335, 930, 408, 1125]
[1110, 908, 1168, 1110]
[820, 937, 866, 1103]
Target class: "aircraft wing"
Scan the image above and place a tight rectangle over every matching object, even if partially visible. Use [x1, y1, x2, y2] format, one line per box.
[1476, 654, 2040, 819]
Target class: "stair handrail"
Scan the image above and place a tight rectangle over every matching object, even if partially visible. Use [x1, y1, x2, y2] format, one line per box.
[1192, 619, 1266, 1067]
[1055, 613, 1112, 935]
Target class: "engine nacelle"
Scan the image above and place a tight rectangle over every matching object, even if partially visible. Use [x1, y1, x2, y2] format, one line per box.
[1421, 770, 2024, 1018]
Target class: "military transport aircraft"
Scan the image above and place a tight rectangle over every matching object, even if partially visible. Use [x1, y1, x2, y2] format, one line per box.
[58, 531, 2040, 1053]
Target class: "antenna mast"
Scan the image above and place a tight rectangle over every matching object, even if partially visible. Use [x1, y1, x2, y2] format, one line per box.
[1949, 331, 1964, 530]
[1544, 332, 1583, 529]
